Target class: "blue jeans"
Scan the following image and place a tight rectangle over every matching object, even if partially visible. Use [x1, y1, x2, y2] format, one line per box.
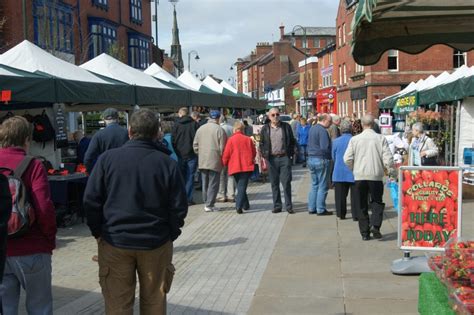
[307, 157, 330, 213]
[299, 145, 308, 163]
[179, 157, 198, 202]
[2, 254, 53, 315]
[233, 172, 252, 210]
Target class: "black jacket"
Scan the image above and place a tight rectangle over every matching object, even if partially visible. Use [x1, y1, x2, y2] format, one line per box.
[0, 174, 12, 282]
[259, 122, 296, 160]
[84, 123, 129, 173]
[172, 116, 199, 160]
[84, 140, 188, 250]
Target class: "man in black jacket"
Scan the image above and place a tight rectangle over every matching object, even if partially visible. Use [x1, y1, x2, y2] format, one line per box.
[0, 174, 12, 310]
[172, 107, 199, 205]
[84, 109, 188, 314]
[84, 108, 129, 173]
[260, 108, 296, 214]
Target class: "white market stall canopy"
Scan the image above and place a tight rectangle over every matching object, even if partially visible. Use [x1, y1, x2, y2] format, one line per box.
[144, 63, 192, 90]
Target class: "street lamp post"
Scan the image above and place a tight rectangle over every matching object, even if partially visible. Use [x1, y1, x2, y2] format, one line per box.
[292, 25, 308, 114]
[187, 50, 200, 72]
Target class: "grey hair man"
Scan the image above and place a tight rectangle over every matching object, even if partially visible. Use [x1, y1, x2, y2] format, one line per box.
[217, 115, 235, 202]
[84, 108, 129, 173]
[193, 110, 227, 212]
[344, 114, 394, 240]
[259, 108, 296, 213]
[328, 114, 341, 140]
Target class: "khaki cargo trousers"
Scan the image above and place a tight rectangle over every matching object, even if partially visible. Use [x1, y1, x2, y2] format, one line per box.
[98, 239, 174, 315]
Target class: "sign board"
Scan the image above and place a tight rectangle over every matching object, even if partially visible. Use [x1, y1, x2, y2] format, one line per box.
[398, 166, 462, 251]
[394, 93, 418, 114]
[55, 106, 69, 148]
[1, 90, 12, 102]
[293, 89, 300, 98]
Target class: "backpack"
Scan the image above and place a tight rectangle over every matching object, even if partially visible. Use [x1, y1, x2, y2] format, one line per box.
[32, 110, 55, 147]
[0, 156, 36, 238]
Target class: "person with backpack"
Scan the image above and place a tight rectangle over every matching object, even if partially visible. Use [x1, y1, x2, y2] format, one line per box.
[0, 174, 12, 311]
[84, 108, 129, 173]
[0, 116, 57, 314]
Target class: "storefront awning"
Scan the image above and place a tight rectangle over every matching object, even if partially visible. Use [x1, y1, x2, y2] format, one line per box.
[352, 0, 474, 65]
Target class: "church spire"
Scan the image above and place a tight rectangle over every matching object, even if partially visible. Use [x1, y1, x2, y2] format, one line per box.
[170, 1, 184, 76]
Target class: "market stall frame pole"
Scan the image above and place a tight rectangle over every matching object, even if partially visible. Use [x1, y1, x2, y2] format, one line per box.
[455, 100, 461, 166]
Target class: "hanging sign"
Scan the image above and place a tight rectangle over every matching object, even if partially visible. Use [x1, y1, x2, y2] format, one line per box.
[55, 106, 69, 148]
[394, 93, 418, 114]
[293, 89, 300, 98]
[398, 166, 462, 251]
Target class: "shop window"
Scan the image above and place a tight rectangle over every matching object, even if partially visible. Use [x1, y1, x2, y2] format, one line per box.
[453, 50, 467, 69]
[92, 0, 108, 9]
[88, 19, 117, 59]
[33, 0, 74, 54]
[388, 50, 399, 71]
[128, 34, 150, 69]
[362, 99, 367, 115]
[130, 0, 142, 24]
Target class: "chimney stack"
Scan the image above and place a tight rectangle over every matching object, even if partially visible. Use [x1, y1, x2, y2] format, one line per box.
[279, 24, 285, 41]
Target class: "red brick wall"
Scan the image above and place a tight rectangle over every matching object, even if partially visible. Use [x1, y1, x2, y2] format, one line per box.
[335, 0, 474, 117]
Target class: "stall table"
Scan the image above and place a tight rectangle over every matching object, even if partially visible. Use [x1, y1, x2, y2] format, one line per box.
[48, 173, 88, 224]
[418, 272, 456, 315]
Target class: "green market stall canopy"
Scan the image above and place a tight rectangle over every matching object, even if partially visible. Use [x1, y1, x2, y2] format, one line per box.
[379, 65, 474, 111]
[0, 41, 263, 110]
[352, 0, 474, 65]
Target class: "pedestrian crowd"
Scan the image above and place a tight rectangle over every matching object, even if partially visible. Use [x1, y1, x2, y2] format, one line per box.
[0, 105, 432, 314]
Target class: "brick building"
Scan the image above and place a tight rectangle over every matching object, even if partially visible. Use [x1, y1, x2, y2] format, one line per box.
[235, 25, 336, 113]
[315, 43, 337, 114]
[0, 0, 155, 69]
[297, 57, 319, 116]
[335, 0, 474, 118]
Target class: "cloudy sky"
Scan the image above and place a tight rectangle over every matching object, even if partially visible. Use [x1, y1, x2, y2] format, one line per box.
[154, 0, 339, 84]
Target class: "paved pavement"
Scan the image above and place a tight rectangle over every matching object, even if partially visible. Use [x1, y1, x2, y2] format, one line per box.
[15, 165, 474, 314]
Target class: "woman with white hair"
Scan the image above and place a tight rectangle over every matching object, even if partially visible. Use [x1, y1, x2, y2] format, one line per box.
[410, 122, 439, 166]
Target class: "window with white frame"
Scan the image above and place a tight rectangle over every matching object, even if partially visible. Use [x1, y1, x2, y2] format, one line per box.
[453, 50, 467, 68]
[339, 65, 342, 85]
[355, 63, 364, 73]
[338, 27, 342, 47]
[302, 38, 308, 49]
[352, 100, 356, 115]
[357, 100, 361, 118]
[343, 63, 347, 84]
[362, 99, 367, 115]
[388, 49, 399, 71]
[345, 102, 349, 117]
[314, 38, 320, 48]
[329, 52, 333, 65]
[342, 23, 346, 44]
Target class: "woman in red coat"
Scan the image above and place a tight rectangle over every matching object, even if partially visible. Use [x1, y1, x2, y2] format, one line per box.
[222, 121, 256, 213]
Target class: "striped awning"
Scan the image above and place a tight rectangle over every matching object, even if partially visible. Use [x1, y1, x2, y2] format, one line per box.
[351, 0, 474, 65]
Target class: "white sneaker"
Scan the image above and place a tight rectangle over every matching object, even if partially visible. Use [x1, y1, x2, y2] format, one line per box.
[204, 206, 213, 212]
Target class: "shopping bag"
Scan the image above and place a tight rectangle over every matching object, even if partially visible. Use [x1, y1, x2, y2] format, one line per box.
[387, 181, 399, 212]
[261, 157, 268, 172]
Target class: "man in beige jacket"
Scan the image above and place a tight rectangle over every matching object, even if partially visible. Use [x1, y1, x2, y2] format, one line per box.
[193, 110, 227, 212]
[344, 114, 394, 241]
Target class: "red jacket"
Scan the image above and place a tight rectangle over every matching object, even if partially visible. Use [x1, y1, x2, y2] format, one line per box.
[222, 131, 256, 176]
[0, 147, 56, 256]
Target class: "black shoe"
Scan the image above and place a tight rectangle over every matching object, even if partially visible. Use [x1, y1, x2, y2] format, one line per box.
[188, 201, 196, 206]
[236, 208, 243, 214]
[317, 210, 333, 216]
[362, 235, 371, 241]
[302, 163, 306, 168]
[352, 218, 359, 221]
[371, 228, 382, 239]
[272, 208, 282, 213]
[287, 208, 294, 214]
[308, 211, 317, 215]
[339, 216, 346, 220]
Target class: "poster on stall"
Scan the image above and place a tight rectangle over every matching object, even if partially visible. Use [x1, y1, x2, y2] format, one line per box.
[398, 166, 463, 252]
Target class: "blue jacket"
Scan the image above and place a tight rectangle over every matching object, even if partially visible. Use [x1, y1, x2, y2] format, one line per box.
[296, 124, 311, 146]
[163, 133, 178, 161]
[307, 124, 331, 159]
[332, 133, 355, 183]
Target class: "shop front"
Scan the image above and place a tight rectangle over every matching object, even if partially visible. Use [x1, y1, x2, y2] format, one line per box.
[316, 87, 337, 114]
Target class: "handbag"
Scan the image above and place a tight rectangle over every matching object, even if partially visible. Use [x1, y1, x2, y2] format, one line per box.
[419, 136, 438, 166]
